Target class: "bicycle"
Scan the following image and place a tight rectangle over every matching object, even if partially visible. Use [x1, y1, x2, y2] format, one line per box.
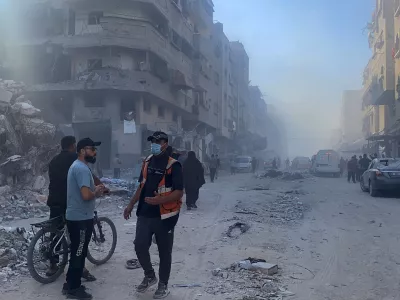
[27, 210, 117, 284]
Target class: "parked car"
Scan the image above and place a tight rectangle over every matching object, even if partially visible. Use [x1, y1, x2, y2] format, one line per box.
[360, 158, 400, 197]
[311, 150, 340, 177]
[233, 156, 252, 172]
[292, 156, 311, 170]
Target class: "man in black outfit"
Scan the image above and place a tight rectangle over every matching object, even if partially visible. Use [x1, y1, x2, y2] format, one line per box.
[124, 131, 183, 299]
[46, 136, 105, 282]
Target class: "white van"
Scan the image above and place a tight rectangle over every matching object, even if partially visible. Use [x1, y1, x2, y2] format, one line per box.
[312, 150, 340, 177]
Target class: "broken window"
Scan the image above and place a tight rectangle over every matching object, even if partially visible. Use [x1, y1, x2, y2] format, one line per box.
[87, 59, 102, 71]
[88, 12, 103, 25]
[158, 106, 165, 118]
[143, 101, 151, 113]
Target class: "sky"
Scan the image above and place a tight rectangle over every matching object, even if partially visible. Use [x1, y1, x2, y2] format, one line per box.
[214, 0, 375, 157]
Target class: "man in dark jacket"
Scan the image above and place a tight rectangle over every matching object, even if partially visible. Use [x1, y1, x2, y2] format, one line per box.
[358, 154, 371, 178]
[184, 151, 205, 210]
[347, 156, 358, 183]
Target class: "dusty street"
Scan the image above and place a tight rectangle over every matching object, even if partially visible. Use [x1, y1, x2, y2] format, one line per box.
[2, 172, 400, 300]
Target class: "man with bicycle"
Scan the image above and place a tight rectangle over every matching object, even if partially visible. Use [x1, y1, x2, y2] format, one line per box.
[64, 137, 105, 300]
[46, 136, 104, 283]
[124, 131, 183, 299]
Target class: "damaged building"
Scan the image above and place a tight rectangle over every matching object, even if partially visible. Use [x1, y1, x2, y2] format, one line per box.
[4, 0, 269, 167]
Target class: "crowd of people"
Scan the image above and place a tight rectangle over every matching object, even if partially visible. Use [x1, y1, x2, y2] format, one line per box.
[342, 153, 377, 183]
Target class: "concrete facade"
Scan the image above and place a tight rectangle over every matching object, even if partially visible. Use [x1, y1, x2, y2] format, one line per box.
[6, 0, 269, 166]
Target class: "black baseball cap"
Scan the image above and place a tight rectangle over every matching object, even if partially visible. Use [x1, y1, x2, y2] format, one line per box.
[77, 138, 101, 152]
[147, 131, 168, 142]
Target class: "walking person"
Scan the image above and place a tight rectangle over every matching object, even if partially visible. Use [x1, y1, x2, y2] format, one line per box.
[209, 154, 218, 182]
[183, 151, 205, 210]
[65, 138, 105, 299]
[215, 154, 221, 179]
[123, 131, 183, 299]
[46, 136, 104, 285]
[347, 155, 357, 183]
[251, 157, 258, 173]
[113, 153, 122, 179]
[358, 153, 371, 177]
[230, 158, 236, 175]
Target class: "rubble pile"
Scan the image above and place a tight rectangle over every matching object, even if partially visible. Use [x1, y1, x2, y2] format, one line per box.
[258, 169, 313, 181]
[0, 78, 58, 196]
[235, 192, 309, 226]
[206, 260, 293, 299]
[0, 188, 49, 222]
[0, 226, 32, 281]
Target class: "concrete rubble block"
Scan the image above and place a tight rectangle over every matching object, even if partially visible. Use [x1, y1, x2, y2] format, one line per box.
[0, 88, 12, 105]
[11, 102, 41, 117]
[0, 185, 11, 194]
[14, 95, 32, 105]
[19, 117, 56, 144]
[250, 262, 278, 275]
[32, 175, 46, 191]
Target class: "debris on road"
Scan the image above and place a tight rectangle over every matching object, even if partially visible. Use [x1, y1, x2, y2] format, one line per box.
[0, 226, 32, 281]
[206, 260, 288, 299]
[227, 222, 250, 238]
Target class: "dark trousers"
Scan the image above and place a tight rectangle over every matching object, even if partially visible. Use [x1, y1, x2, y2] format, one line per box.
[347, 171, 356, 183]
[66, 219, 93, 290]
[186, 188, 199, 206]
[135, 216, 176, 284]
[210, 168, 216, 182]
[114, 168, 121, 179]
[49, 206, 66, 265]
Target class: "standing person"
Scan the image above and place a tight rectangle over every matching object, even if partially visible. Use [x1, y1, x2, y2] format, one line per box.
[347, 155, 357, 183]
[359, 154, 371, 177]
[215, 154, 221, 179]
[65, 138, 105, 299]
[230, 158, 236, 175]
[113, 153, 122, 179]
[272, 157, 277, 169]
[46, 136, 103, 284]
[339, 157, 346, 177]
[251, 157, 257, 173]
[183, 151, 205, 210]
[209, 154, 218, 182]
[123, 131, 183, 299]
[285, 158, 290, 169]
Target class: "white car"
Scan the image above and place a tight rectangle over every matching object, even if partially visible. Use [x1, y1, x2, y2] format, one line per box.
[233, 156, 252, 172]
[312, 150, 341, 177]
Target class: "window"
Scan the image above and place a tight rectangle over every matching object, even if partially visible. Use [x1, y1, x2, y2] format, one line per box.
[173, 112, 178, 122]
[87, 59, 102, 71]
[143, 101, 151, 113]
[158, 106, 165, 118]
[88, 12, 103, 25]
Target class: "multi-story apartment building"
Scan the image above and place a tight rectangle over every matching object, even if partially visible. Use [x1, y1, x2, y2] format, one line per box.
[362, 0, 395, 154]
[5, 0, 267, 166]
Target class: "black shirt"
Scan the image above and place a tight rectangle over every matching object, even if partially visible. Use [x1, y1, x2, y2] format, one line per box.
[47, 151, 78, 209]
[137, 155, 183, 218]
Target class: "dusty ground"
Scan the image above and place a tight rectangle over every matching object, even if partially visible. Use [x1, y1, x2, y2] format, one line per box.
[2, 172, 400, 300]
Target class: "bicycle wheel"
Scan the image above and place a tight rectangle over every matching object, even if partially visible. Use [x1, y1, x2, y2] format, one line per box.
[87, 217, 117, 265]
[27, 227, 68, 284]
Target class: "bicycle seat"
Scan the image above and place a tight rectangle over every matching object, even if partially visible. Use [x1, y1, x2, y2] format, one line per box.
[31, 216, 65, 228]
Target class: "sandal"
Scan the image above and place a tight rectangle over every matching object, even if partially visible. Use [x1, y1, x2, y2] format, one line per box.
[125, 258, 141, 270]
[82, 269, 97, 282]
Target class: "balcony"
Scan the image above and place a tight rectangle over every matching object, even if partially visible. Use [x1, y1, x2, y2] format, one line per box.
[362, 75, 395, 107]
[187, 0, 213, 31]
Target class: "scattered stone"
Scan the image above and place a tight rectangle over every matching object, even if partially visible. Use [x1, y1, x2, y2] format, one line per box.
[250, 262, 278, 275]
[32, 175, 46, 191]
[227, 222, 250, 238]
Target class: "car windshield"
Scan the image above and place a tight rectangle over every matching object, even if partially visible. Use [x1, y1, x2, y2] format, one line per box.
[235, 157, 251, 163]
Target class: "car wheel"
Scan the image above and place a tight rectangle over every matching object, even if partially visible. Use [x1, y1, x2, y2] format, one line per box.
[360, 178, 368, 192]
[369, 181, 378, 197]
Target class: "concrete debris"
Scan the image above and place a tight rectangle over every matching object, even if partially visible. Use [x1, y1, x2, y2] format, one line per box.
[11, 102, 41, 117]
[260, 169, 283, 178]
[0, 226, 32, 281]
[281, 172, 304, 180]
[206, 261, 290, 299]
[0, 88, 12, 106]
[0, 79, 26, 96]
[32, 175, 46, 191]
[235, 192, 309, 226]
[227, 222, 250, 238]
[258, 170, 312, 181]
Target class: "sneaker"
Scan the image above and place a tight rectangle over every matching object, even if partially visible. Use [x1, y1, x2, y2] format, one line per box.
[153, 282, 170, 299]
[137, 276, 158, 293]
[187, 205, 192, 211]
[192, 204, 198, 209]
[66, 286, 92, 300]
[82, 269, 97, 282]
[62, 284, 87, 295]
